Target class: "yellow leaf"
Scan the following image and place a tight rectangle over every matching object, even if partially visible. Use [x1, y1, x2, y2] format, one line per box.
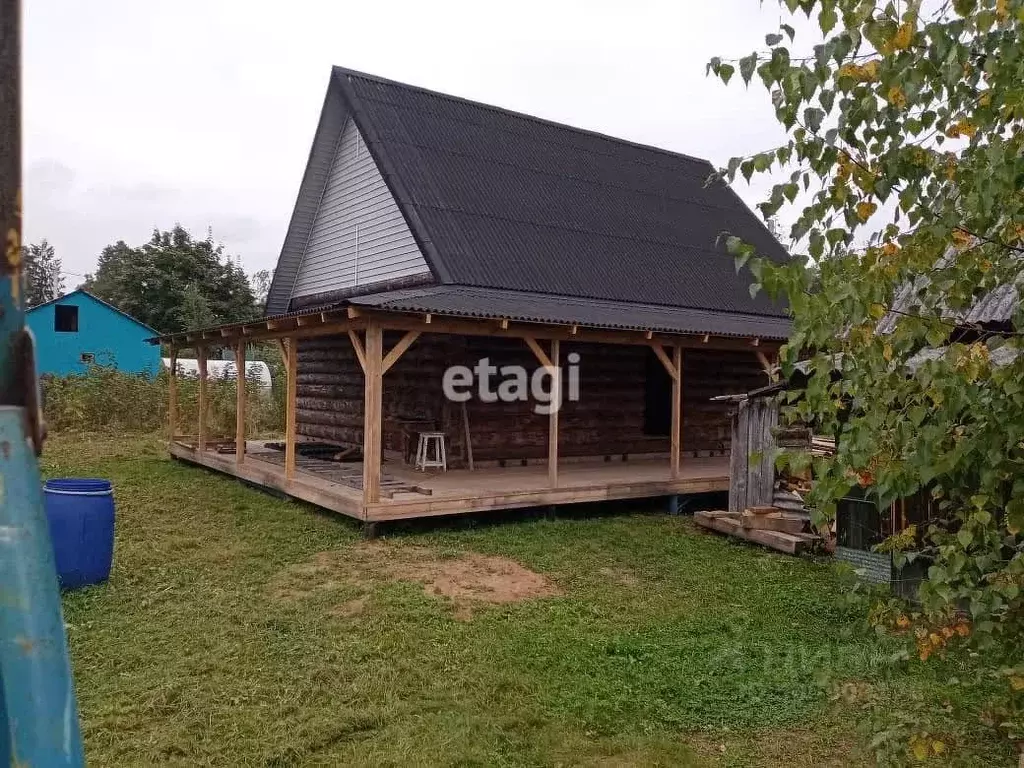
[892, 23, 914, 51]
[932, 740, 946, 756]
[951, 229, 972, 249]
[1010, 675, 1024, 691]
[862, 60, 881, 81]
[883, 343, 893, 362]
[887, 86, 907, 109]
[997, 0, 1009, 21]
[911, 738, 929, 761]
[856, 201, 877, 222]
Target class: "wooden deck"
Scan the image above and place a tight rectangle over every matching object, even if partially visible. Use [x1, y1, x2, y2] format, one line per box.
[169, 441, 729, 523]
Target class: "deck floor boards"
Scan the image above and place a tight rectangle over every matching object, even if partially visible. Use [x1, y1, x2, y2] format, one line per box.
[170, 441, 729, 522]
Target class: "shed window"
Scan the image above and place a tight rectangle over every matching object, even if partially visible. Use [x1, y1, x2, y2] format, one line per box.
[54, 305, 79, 333]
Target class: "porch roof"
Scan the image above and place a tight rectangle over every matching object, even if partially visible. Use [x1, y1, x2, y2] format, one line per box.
[148, 285, 791, 347]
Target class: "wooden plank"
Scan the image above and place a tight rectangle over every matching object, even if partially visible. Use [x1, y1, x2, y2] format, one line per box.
[694, 511, 814, 555]
[461, 400, 474, 471]
[382, 330, 420, 374]
[362, 322, 384, 507]
[284, 336, 298, 480]
[523, 336, 553, 369]
[167, 348, 178, 441]
[650, 344, 678, 381]
[235, 341, 246, 466]
[368, 474, 728, 521]
[276, 338, 289, 370]
[348, 329, 367, 373]
[169, 443, 363, 519]
[670, 345, 682, 479]
[741, 510, 806, 535]
[549, 338, 559, 488]
[197, 346, 208, 453]
[730, 400, 749, 513]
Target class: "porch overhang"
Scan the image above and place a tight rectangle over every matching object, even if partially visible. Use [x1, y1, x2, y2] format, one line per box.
[147, 286, 790, 352]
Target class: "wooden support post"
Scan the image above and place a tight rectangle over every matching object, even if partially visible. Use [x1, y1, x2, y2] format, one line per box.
[671, 345, 682, 479]
[168, 347, 178, 441]
[235, 341, 246, 466]
[284, 336, 297, 481]
[362, 322, 384, 506]
[548, 339, 560, 488]
[197, 346, 208, 452]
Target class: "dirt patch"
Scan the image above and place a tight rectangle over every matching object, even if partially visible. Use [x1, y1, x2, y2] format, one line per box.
[268, 542, 561, 617]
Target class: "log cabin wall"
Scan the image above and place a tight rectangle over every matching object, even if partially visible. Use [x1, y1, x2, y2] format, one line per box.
[295, 333, 768, 465]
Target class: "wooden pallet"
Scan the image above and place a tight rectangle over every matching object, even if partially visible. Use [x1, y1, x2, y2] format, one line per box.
[694, 510, 820, 555]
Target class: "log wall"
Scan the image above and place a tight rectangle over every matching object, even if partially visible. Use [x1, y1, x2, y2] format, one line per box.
[295, 333, 768, 465]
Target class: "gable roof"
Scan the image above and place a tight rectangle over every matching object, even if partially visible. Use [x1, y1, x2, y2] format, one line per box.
[27, 289, 159, 334]
[266, 66, 790, 323]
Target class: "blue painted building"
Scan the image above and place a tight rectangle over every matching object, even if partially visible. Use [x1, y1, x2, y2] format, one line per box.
[26, 289, 160, 377]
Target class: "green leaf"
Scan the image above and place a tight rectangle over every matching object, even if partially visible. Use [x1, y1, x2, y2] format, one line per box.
[765, 33, 783, 46]
[804, 107, 825, 133]
[718, 63, 735, 85]
[781, 23, 796, 42]
[819, 4, 838, 34]
[739, 53, 758, 86]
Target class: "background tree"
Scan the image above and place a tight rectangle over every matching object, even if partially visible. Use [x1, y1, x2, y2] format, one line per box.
[250, 268, 274, 315]
[710, 0, 1024, 760]
[83, 225, 260, 334]
[21, 239, 64, 307]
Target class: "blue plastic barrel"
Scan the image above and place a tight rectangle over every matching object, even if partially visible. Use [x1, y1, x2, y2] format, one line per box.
[42, 478, 115, 589]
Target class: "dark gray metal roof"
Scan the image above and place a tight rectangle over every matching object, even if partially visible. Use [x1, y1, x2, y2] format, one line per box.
[267, 65, 791, 322]
[877, 245, 1020, 334]
[349, 285, 792, 339]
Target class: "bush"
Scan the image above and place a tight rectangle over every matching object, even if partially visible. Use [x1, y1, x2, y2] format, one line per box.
[42, 364, 283, 436]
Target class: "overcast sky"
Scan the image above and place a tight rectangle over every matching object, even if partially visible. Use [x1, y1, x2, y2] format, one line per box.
[23, 0, 816, 286]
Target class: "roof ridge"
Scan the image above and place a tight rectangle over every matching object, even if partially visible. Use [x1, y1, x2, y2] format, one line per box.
[331, 65, 713, 169]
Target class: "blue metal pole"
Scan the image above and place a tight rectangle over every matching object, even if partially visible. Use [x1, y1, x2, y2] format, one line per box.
[0, 0, 85, 762]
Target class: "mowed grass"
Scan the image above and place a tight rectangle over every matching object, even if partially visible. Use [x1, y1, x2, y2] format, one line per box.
[43, 434, 1011, 767]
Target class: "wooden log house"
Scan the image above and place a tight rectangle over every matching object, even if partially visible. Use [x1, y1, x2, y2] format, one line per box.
[151, 67, 792, 527]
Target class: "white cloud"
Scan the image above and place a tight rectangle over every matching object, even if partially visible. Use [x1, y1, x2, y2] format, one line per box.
[23, 0, 820, 284]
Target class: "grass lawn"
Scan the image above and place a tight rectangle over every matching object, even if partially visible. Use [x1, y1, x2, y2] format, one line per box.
[44, 433, 1012, 766]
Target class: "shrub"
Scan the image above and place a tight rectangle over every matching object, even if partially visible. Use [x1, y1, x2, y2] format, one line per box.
[42, 364, 283, 436]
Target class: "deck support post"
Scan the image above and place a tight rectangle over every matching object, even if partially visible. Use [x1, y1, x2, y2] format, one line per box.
[168, 346, 178, 441]
[651, 343, 683, 479]
[284, 338, 297, 480]
[362, 322, 384, 506]
[548, 339, 560, 488]
[235, 340, 246, 466]
[197, 346, 208, 452]
[671, 345, 682, 480]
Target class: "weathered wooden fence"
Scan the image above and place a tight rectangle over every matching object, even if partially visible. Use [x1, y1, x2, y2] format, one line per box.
[727, 395, 779, 512]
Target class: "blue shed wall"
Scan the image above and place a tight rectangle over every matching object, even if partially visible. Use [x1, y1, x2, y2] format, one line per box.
[27, 293, 160, 377]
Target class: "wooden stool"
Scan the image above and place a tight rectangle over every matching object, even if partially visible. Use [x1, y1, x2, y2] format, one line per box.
[415, 431, 447, 472]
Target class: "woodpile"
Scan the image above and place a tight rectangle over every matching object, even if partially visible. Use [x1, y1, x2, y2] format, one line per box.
[694, 507, 823, 555]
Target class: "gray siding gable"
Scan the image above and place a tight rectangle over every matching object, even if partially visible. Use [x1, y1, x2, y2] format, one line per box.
[289, 118, 430, 302]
